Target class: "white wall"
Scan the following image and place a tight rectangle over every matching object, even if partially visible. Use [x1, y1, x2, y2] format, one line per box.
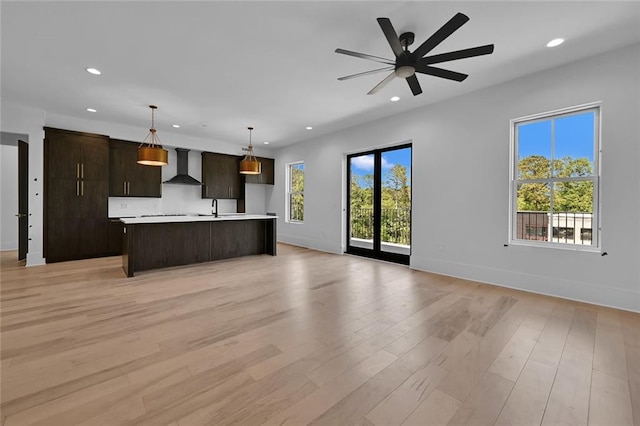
[0, 144, 19, 250]
[269, 44, 640, 312]
[0, 105, 46, 265]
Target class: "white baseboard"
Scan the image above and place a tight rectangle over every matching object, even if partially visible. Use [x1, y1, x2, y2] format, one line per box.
[410, 255, 640, 313]
[277, 234, 342, 255]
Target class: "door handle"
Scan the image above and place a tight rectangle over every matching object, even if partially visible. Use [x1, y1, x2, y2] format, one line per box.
[124, 181, 127, 195]
[15, 213, 27, 218]
[76, 180, 80, 196]
[81, 181, 84, 196]
[76, 163, 80, 179]
[81, 163, 84, 179]
[127, 182, 130, 195]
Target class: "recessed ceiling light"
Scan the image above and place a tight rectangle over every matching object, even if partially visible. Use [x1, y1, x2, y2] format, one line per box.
[86, 108, 97, 113]
[546, 38, 565, 48]
[85, 67, 101, 75]
[263, 141, 270, 145]
[172, 124, 180, 128]
[390, 96, 400, 102]
[306, 126, 313, 130]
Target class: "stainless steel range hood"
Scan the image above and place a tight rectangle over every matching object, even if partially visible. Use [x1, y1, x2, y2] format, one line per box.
[163, 148, 202, 185]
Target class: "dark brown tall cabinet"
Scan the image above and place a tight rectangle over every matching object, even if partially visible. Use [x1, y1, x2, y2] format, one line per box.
[44, 127, 110, 262]
[109, 139, 162, 197]
[201, 152, 245, 212]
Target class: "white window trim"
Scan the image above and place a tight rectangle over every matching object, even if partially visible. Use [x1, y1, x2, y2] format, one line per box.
[286, 161, 304, 224]
[508, 101, 602, 252]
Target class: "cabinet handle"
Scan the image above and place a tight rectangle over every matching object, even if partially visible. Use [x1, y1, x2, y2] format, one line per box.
[81, 163, 84, 179]
[127, 182, 130, 195]
[81, 181, 84, 196]
[228, 187, 231, 198]
[124, 181, 127, 195]
[76, 163, 80, 179]
[76, 180, 80, 196]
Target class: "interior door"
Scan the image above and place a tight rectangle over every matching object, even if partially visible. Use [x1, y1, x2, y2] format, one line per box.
[347, 144, 411, 264]
[18, 140, 28, 260]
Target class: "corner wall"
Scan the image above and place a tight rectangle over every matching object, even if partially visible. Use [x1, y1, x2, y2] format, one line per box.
[269, 44, 640, 312]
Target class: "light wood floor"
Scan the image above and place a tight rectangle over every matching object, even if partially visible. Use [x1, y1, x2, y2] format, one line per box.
[1, 245, 638, 426]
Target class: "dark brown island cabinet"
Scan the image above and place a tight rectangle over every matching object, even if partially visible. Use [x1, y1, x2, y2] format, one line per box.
[109, 139, 162, 197]
[44, 127, 111, 262]
[245, 157, 275, 185]
[121, 216, 277, 277]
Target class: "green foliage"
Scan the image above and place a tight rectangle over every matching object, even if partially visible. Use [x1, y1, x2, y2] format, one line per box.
[350, 164, 411, 246]
[517, 155, 593, 213]
[290, 166, 304, 221]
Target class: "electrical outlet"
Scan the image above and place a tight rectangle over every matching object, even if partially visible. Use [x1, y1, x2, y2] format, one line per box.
[120, 203, 127, 209]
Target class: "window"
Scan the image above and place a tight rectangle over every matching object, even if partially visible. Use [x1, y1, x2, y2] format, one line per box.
[286, 162, 304, 223]
[510, 103, 600, 249]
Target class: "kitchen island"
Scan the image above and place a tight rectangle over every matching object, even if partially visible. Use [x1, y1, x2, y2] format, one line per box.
[120, 214, 277, 277]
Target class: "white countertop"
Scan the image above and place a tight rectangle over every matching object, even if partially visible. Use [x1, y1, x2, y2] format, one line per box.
[119, 214, 278, 224]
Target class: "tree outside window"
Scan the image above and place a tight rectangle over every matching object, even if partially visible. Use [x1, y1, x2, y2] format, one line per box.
[511, 105, 600, 248]
[287, 162, 304, 223]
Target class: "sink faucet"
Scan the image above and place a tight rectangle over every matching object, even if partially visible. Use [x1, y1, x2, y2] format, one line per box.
[211, 199, 218, 218]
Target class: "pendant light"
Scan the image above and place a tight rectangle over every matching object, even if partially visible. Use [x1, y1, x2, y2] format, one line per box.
[137, 105, 168, 166]
[239, 126, 261, 175]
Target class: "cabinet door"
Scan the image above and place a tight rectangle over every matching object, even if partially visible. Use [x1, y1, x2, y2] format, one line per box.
[130, 162, 162, 197]
[109, 146, 129, 196]
[46, 130, 83, 180]
[109, 140, 162, 197]
[202, 153, 227, 198]
[80, 135, 109, 181]
[245, 157, 274, 185]
[47, 218, 81, 261]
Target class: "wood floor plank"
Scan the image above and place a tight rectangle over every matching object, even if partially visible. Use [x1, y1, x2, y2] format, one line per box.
[365, 362, 448, 425]
[0, 247, 637, 425]
[445, 372, 514, 425]
[588, 369, 634, 425]
[542, 306, 596, 425]
[401, 389, 461, 426]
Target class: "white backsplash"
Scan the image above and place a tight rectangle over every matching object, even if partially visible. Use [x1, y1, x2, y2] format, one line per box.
[109, 184, 238, 217]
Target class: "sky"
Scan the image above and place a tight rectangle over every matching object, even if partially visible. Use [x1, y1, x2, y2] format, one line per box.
[518, 111, 595, 163]
[350, 147, 411, 188]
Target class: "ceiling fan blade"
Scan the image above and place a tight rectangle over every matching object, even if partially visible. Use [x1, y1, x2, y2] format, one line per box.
[406, 75, 423, 96]
[367, 72, 396, 95]
[377, 18, 404, 58]
[335, 48, 395, 65]
[412, 12, 469, 59]
[338, 66, 395, 81]
[421, 44, 495, 65]
[415, 64, 468, 82]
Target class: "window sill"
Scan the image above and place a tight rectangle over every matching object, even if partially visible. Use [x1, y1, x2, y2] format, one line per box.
[508, 240, 601, 253]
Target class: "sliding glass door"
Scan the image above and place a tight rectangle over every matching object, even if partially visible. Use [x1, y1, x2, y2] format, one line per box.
[347, 144, 411, 264]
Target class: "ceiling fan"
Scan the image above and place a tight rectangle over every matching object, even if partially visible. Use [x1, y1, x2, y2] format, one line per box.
[335, 13, 494, 96]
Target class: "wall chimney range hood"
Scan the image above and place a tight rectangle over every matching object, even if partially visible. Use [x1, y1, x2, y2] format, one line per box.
[163, 148, 202, 185]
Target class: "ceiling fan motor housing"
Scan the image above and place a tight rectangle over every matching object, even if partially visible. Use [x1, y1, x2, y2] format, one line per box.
[394, 52, 416, 78]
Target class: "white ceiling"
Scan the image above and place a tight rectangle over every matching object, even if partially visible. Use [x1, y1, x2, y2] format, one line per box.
[2, 1, 639, 148]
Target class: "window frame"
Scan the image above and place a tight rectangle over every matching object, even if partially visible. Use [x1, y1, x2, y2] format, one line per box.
[286, 161, 304, 224]
[509, 102, 601, 251]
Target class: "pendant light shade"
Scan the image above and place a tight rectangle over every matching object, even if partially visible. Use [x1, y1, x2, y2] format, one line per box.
[137, 105, 168, 166]
[239, 126, 261, 175]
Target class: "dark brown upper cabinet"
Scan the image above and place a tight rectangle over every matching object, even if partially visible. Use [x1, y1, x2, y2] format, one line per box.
[201, 152, 244, 200]
[44, 127, 110, 262]
[244, 157, 274, 185]
[109, 139, 162, 197]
